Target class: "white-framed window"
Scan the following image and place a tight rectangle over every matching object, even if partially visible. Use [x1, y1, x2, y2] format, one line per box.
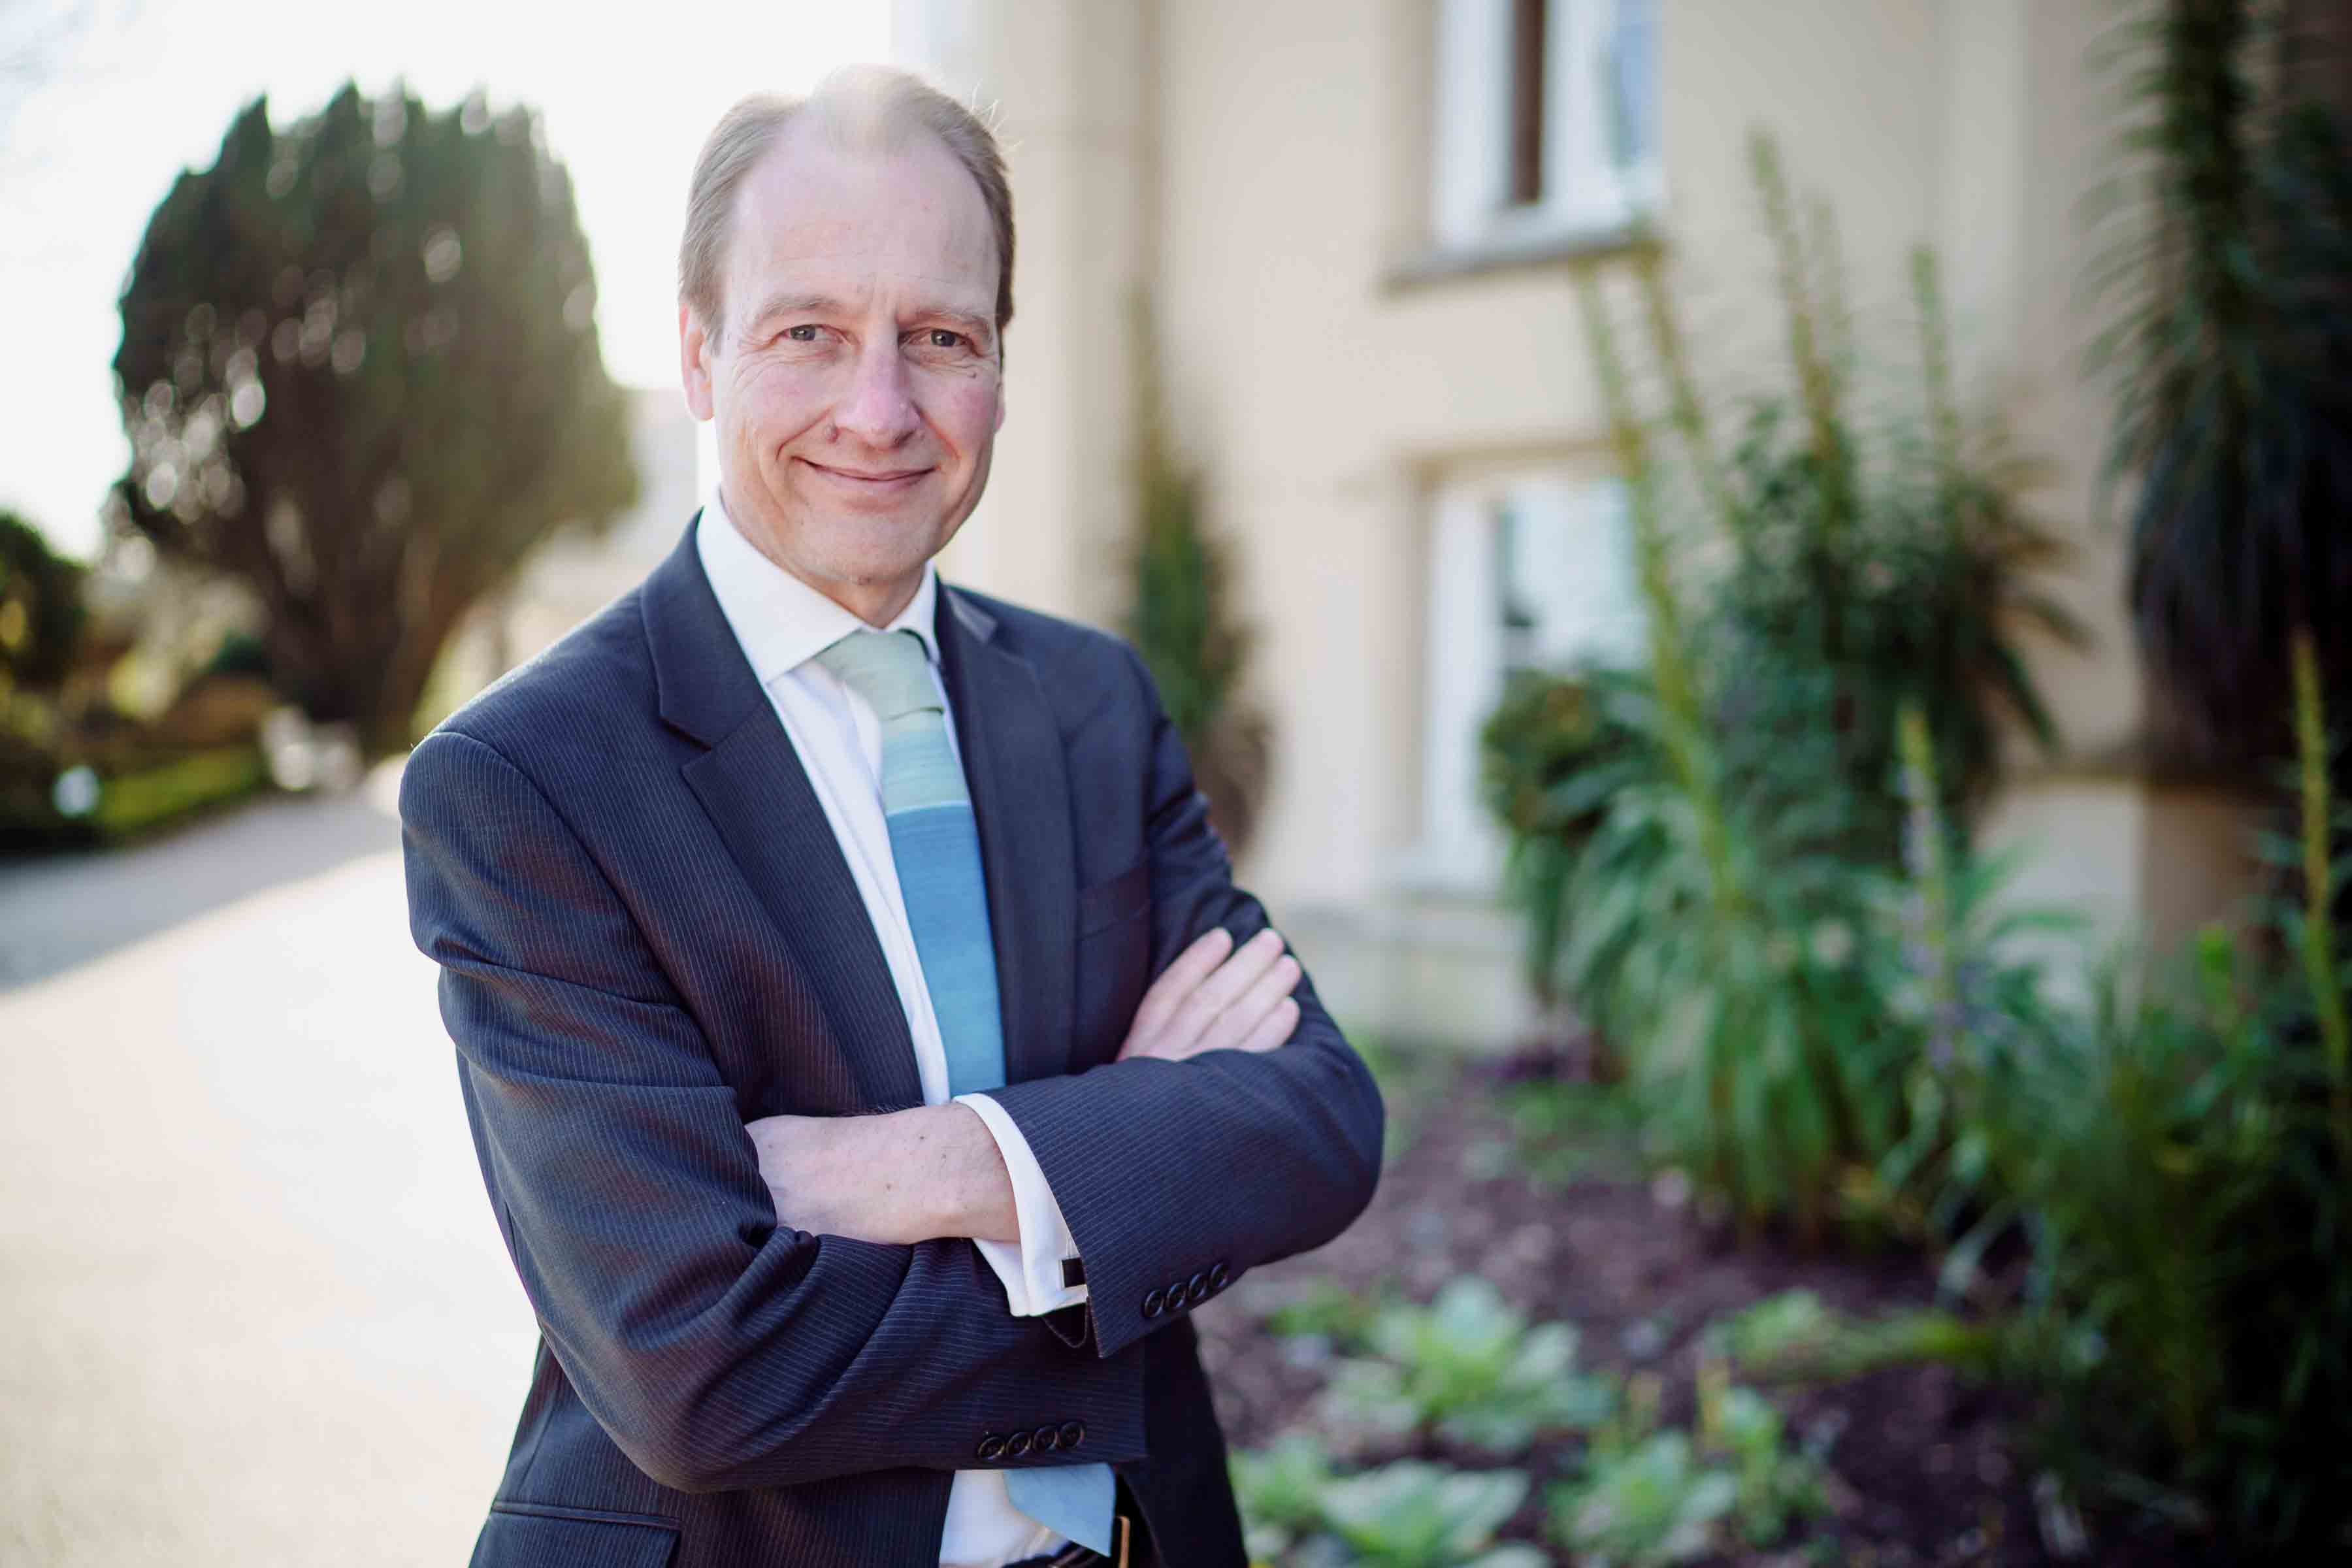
[1430, 0, 1662, 254]
[1405, 470, 1646, 890]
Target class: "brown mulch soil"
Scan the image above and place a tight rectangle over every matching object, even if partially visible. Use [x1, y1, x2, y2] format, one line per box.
[1188, 1050, 2212, 1567]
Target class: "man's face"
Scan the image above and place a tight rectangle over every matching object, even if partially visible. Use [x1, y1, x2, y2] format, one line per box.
[680, 118, 1004, 620]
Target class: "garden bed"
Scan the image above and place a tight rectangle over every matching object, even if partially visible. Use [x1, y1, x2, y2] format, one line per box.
[1190, 1050, 2209, 1566]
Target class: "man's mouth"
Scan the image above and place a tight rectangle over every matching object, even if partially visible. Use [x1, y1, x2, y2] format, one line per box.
[798, 457, 930, 489]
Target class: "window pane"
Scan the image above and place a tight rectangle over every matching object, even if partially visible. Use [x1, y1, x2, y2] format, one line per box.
[1497, 478, 1644, 674]
[1606, 0, 1659, 173]
[1508, 0, 1548, 205]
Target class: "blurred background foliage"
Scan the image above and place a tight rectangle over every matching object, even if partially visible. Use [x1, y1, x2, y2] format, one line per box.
[3, 1, 2349, 1560]
[2090, 0, 2352, 781]
[1448, 1, 2352, 1553]
[1126, 293, 1272, 860]
[2, 78, 638, 851]
[109, 80, 638, 759]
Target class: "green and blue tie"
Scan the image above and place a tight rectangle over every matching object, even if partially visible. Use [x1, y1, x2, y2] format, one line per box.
[813, 627, 1115, 1557]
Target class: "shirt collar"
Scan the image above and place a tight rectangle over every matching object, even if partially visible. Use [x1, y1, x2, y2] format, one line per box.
[696, 486, 942, 688]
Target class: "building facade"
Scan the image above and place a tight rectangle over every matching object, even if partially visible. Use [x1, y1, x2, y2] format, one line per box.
[878, 0, 2274, 1045]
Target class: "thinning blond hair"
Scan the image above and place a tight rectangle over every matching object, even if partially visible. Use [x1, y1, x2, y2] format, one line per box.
[678, 65, 1015, 344]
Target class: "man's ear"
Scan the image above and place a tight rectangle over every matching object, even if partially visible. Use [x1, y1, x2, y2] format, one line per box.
[680, 302, 715, 421]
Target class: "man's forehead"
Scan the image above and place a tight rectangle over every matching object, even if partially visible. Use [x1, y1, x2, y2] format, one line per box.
[727, 121, 995, 286]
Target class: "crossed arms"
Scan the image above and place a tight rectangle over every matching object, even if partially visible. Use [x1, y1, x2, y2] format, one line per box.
[740, 921, 1306, 1248]
[399, 649, 1384, 1495]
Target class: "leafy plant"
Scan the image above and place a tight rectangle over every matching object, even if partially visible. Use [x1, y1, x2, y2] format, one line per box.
[1698, 1379, 1827, 1546]
[1230, 1433, 1339, 1562]
[2086, 0, 2352, 776]
[1550, 1432, 1738, 1567]
[1324, 1277, 1616, 1453]
[1552, 1369, 1827, 1565]
[1895, 647, 2352, 1550]
[1318, 1463, 1544, 1568]
[1479, 134, 2080, 1237]
[1705, 1286, 1995, 1386]
[0, 511, 86, 690]
[1478, 662, 1657, 1026]
[1261, 1276, 1382, 1348]
[1232, 1443, 1543, 1568]
[1709, 1290, 1841, 1374]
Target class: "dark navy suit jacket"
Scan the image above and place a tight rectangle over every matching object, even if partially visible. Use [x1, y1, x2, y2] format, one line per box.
[399, 516, 1386, 1567]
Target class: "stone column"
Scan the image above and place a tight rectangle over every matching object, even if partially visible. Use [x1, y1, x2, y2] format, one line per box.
[892, 0, 1154, 630]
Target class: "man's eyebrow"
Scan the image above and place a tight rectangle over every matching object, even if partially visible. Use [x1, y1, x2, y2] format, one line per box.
[741, 291, 847, 329]
[916, 305, 994, 343]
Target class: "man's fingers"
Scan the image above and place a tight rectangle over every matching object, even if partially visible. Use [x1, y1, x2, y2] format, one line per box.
[1128, 926, 1233, 1044]
[1207, 953, 1300, 1055]
[1232, 996, 1300, 1054]
[1160, 929, 1286, 1058]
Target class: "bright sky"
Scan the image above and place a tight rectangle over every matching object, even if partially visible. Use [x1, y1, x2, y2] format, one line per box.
[0, 0, 893, 560]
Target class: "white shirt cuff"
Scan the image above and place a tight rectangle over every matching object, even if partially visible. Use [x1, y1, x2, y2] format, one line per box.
[953, 1091, 1089, 1316]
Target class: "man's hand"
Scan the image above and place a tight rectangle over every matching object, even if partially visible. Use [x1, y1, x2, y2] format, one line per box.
[745, 1103, 1018, 1245]
[745, 928, 1301, 1242]
[1116, 926, 1301, 1064]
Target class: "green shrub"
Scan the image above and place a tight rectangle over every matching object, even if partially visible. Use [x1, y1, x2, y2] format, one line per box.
[1548, 1432, 1737, 1568]
[91, 744, 268, 838]
[1323, 1278, 1616, 1454]
[1550, 1369, 1827, 1567]
[1261, 1277, 1382, 1347]
[1705, 1287, 1993, 1386]
[1892, 647, 2352, 1550]
[1230, 1433, 1337, 1561]
[1320, 1463, 1541, 1568]
[1229, 1444, 1543, 1568]
[0, 511, 87, 689]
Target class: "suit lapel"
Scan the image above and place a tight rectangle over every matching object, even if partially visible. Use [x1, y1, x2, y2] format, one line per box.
[936, 587, 1079, 1088]
[645, 515, 924, 1111]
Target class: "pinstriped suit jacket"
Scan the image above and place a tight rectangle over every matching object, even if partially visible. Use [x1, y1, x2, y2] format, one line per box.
[398, 515, 1386, 1567]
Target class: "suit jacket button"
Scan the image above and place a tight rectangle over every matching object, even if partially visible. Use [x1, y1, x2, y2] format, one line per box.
[1166, 1280, 1190, 1311]
[1005, 1429, 1032, 1458]
[1209, 1260, 1230, 1291]
[1186, 1270, 1209, 1304]
[977, 1434, 1004, 1461]
[1033, 1423, 1060, 1452]
[1142, 1287, 1164, 1317]
[1059, 1420, 1085, 1449]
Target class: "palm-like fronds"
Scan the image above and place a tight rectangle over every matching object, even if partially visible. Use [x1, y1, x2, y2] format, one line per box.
[2085, 0, 2352, 772]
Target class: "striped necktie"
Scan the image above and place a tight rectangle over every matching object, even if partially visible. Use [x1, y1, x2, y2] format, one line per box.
[813, 627, 1116, 1557]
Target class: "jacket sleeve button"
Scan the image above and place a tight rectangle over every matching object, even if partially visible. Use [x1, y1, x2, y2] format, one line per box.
[1142, 1287, 1164, 1317]
[1208, 1260, 1230, 1291]
[1033, 1423, 1060, 1452]
[1166, 1280, 1190, 1311]
[1185, 1270, 1209, 1304]
[1005, 1429, 1032, 1458]
[1058, 1420, 1085, 1449]
[977, 1433, 1004, 1461]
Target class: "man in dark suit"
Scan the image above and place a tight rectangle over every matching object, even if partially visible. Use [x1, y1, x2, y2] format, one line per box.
[398, 64, 1384, 1568]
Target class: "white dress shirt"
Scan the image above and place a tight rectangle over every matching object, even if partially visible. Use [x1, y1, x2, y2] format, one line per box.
[697, 495, 1086, 1567]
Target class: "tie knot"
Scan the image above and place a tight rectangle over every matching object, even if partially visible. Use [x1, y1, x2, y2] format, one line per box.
[814, 628, 938, 721]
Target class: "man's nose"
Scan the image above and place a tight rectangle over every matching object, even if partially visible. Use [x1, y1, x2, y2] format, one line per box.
[832, 335, 920, 448]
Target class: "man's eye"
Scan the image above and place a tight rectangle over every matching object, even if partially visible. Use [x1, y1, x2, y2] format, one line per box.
[784, 324, 819, 342]
[927, 329, 966, 350]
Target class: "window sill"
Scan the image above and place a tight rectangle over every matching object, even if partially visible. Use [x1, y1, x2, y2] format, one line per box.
[1381, 220, 1654, 293]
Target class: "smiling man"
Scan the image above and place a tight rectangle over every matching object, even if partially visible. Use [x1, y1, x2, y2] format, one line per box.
[398, 65, 1384, 1568]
